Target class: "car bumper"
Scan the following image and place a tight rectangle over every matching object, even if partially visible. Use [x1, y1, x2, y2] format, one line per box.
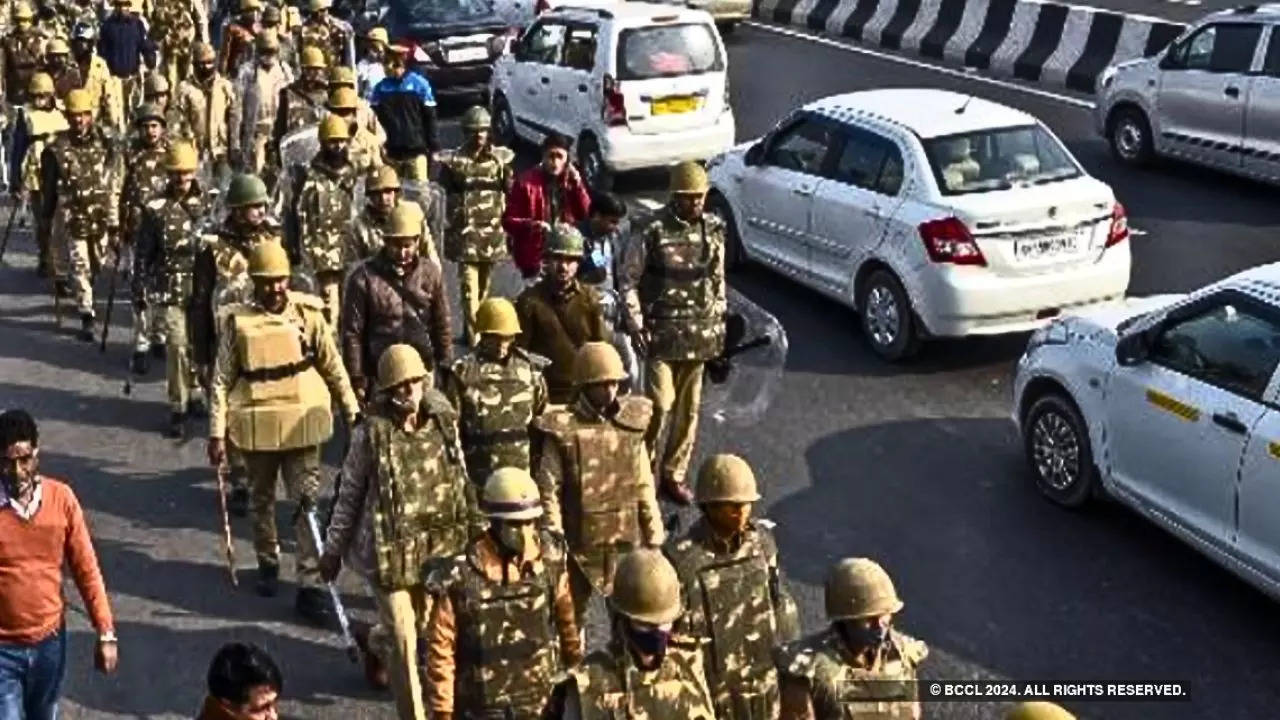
[603, 113, 736, 172]
[913, 247, 1132, 337]
[421, 62, 494, 94]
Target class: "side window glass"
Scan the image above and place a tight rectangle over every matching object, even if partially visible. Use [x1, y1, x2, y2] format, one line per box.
[522, 22, 566, 65]
[763, 119, 835, 176]
[831, 128, 905, 196]
[1262, 30, 1280, 77]
[1182, 26, 1216, 70]
[561, 25, 598, 71]
[878, 149, 904, 196]
[1210, 24, 1262, 72]
[1149, 301, 1280, 400]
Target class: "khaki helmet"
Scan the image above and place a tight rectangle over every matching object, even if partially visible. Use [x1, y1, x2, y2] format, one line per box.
[482, 467, 543, 520]
[572, 341, 626, 386]
[63, 89, 93, 115]
[696, 454, 761, 504]
[13, 2, 35, 20]
[255, 30, 280, 52]
[226, 173, 269, 207]
[366, 165, 400, 192]
[825, 558, 904, 621]
[326, 86, 359, 111]
[261, 4, 280, 22]
[166, 142, 199, 172]
[543, 224, 585, 258]
[1007, 703, 1076, 720]
[475, 297, 520, 337]
[248, 241, 290, 278]
[376, 343, 427, 391]
[308, 0, 330, 10]
[609, 549, 682, 625]
[318, 113, 349, 141]
[300, 45, 327, 69]
[382, 202, 423, 238]
[669, 160, 709, 195]
[28, 72, 54, 96]
[46, 38, 71, 55]
[328, 65, 356, 87]
[134, 102, 165, 125]
[366, 27, 388, 45]
[144, 73, 169, 96]
[194, 42, 217, 62]
[461, 105, 491, 131]
[239, 0, 261, 11]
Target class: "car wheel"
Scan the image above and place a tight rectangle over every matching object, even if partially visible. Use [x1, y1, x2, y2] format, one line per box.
[858, 269, 919, 361]
[492, 94, 518, 148]
[577, 134, 612, 191]
[1023, 393, 1096, 508]
[1109, 107, 1153, 167]
[706, 192, 745, 271]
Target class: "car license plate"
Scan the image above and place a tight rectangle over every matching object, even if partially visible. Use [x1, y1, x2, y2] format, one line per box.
[446, 46, 488, 63]
[651, 96, 699, 115]
[1014, 232, 1082, 261]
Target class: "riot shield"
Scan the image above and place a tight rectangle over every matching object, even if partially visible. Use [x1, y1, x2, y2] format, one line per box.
[274, 123, 318, 216]
[699, 288, 788, 426]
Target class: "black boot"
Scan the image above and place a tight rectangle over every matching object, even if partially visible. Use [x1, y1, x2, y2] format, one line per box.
[54, 279, 73, 298]
[186, 397, 208, 418]
[130, 351, 150, 375]
[36, 259, 50, 278]
[256, 564, 279, 597]
[77, 313, 95, 342]
[295, 587, 333, 626]
[164, 411, 185, 439]
[150, 342, 165, 359]
[227, 484, 249, 518]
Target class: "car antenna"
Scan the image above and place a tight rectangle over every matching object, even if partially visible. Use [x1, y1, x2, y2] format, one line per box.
[955, 95, 973, 114]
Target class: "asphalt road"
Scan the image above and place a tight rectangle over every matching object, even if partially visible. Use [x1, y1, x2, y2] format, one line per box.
[3, 22, 1280, 720]
[1058, 0, 1227, 25]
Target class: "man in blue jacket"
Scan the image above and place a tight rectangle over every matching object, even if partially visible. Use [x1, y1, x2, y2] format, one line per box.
[369, 45, 439, 183]
[97, 0, 157, 108]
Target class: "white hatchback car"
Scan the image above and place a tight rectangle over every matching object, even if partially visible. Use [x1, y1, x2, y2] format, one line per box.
[706, 89, 1132, 361]
[1014, 263, 1280, 600]
[488, 1, 735, 189]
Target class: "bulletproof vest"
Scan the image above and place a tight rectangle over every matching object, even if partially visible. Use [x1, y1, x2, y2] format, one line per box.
[666, 521, 782, 720]
[51, 128, 116, 238]
[451, 350, 540, 483]
[638, 209, 726, 362]
[570, 642, 716, 720]
[783, 629, 923, 720]
[298, 160, 358, 273]
[24, 108, 69, 138]
[284, 83, 327, 133]
[150, 0, 198, 43]
[450, 534, 565, 717]
[149, 192, 205, 304]
[366, 397, 471, 590]
[225, 294, 335, 451]
[4, 33, 44, 102]
[441, 145, 513, 263]
[126, 143, 171, 229]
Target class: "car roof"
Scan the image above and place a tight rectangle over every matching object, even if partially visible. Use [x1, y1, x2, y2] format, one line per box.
[1211, 263, 1280, 304]
[1204, 4, 1280, 22]
[549, 0, 713, 25]
[805, 89, 1038, 139]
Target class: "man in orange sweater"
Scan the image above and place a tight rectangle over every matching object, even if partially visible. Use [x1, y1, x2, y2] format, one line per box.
[0, 409, 118, 719]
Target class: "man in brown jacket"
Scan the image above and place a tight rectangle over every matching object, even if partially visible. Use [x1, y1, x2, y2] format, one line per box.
[514, 224, 607, 404]
[341, 202, 453, 404]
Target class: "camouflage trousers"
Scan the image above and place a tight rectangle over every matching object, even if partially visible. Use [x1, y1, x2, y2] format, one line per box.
[458, 261, 494, 347]
[32, 192, 60, 275]
[67, 231, 109, 317]
[368, 583, 432, 720]
[644, 359, 705, 484]
[154, 304, 200, 413]
[131, 296, 167, 353]
[243, 445, 322, 587]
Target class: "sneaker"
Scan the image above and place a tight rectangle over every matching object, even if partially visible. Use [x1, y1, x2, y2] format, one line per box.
[164, 411, 185, 439]
[130, 351, 150, 375]
[295, 587, 333, 626]
[255, 564, 279, 597]
[228, 485, 249, 518]
[77, 314, 95, 343]
[186, 397, 208, 418]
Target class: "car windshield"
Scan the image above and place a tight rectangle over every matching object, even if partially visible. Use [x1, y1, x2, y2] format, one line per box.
[924, 124, 1081, 196]
[394, 0, 495, 25]
[616, 23, 723, 80]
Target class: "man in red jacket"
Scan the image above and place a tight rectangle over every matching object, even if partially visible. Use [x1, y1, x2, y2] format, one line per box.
[502, 132, 591, 281]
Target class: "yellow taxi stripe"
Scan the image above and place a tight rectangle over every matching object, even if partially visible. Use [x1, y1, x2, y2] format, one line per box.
[1145, 389, 1200, 422]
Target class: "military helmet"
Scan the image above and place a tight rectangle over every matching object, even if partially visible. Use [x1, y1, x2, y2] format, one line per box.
[226, 174, 270, 208]
[318, 114, 349, 141]
[255, 30, 280, 51]
[376, 343, 427, 391]
[328, 65, 356, 87]
[63, 89, 93, 115]
[366, 27, 389, 45]
[326, 86, 359, 111]
[134, 102, 166, 125]
[1006, 703, 1076, 720]
[696, 454, 761, 504]
[825, 558, 904, 621]
[46, 38, 70, 55]
[609, 549, 682, 625]
[28, 72, 54, 96]
[482, 468, 543, 520]
[542, 224, 585, 258]
[382, 202, 423, 238]
[239, 0, 261, 11]
[309, 0, 331, 10]
[572, 342, 627, 386]
[194, 42, 217, 62]
[669, 160, 709, 195]
[261, 4, 280, 21]
[475, 298, 520, 337]
[166, 143, 199, 172]
[12, 2, 35, 20]
[366, 165, 400, 192]
[461, 105, 491, 131]
[144, 73, 169, 96]
[300, 45, 327, 69]
[248, 241, 290, 278]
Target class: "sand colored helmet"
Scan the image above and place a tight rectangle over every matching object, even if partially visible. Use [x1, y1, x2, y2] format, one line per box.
[226, 174, 269, 207]
[328, 65, 356, 87]
[63, 89, 94, 114]
[382, 202, 423, 237]
[318, 114, 349, 141]
[366, 165, 400, 192]
[326, 86, 359, 111]
[261, 4, 280, 22]
[45, 38, 71, 56]
[609, 549, 682, 625]
[308, 0, 330, 11]
[482, 468, 543, 520]
[462, 105, 491, 131]
[300, 45, 327, 69]
[542, 224, 585, 258]
[28, 72, 54, 96]
[194, 42, 217, 62]
[239, 0, 261, 11]
[825, 558, 904, 621]
[376, 344, 427, 391]
[1006, 703, 1076, 720]
[166, 143, 199, 172]
[134, 102, 166, 125]
[366, 27, 388, 45]
[144, 73, 169, 96]
[669, 160, 709, 195]
[696, 454, 761, 504]
[474, 297, 520, 337]
[572, 341, 626, 386]
[255, 30, 280, 52]
[12, 2, 35, 20]
[248, 241, 290, 278]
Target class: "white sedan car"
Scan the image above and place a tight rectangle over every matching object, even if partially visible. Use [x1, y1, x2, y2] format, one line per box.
[1014, 263, 1280, 600]
[706, 88, 1132, 361]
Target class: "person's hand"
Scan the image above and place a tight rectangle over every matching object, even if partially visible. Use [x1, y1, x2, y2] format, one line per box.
[564, 163, 581, 186]
[318, 552, 341, 583]
[207, 437, 226, 468]
[94, 638, 118, 674]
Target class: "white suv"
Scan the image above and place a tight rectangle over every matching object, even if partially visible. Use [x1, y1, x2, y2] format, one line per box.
[706, 88, 1133, 361]
[488, 1, 735, 188]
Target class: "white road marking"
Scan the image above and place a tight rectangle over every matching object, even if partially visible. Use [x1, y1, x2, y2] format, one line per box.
[744, 21, 1098, 110]
[1164, 0, 1200, 5]
[1130, 227, 1149, 236]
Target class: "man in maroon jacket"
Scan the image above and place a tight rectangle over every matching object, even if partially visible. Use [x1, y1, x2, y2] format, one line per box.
[502, 132, 591, 281]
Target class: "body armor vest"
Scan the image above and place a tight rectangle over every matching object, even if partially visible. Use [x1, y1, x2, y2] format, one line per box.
[570, 642, 716, 720]
[50, 128, 116, 238]
[21, 109, 69, 192]
[441, 145, 513, 263]
[284, 83, 327, 134]
[225, 294, 334, 451]
[148, 191, 204, 304]
[778, 629, 924, 720]
[298, 160, 358, 274]
[451, 349, 540, 483]
[638, 209, 726, 362]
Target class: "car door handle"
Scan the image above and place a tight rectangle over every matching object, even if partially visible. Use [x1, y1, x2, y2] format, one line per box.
[578, 84, 588, 92]
[1212, 411, 1247, 434]
[792, 186, 813, 197]
[1225, 86, 1240, 98]
[557, 94, 568, 101]
[540, 76, 550, 85]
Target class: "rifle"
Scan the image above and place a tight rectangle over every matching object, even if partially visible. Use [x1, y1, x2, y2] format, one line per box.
[215, 463, 239, 586]
[705, 311, 773, 385]
[98, 236, 124, 352]
[0, 200, 18, 265]
[304, 508, 360, 663]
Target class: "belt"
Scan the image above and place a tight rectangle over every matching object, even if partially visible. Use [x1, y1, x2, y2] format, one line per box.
[240, 356, 314, 382]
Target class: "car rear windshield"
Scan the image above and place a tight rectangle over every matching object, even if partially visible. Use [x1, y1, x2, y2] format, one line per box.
[394, 0, 495, 25]
[924, 124, 1081, 196]
[616, 23, 723, 80]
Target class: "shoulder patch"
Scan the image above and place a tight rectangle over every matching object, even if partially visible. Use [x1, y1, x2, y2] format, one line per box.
[611, 395, 653, 432]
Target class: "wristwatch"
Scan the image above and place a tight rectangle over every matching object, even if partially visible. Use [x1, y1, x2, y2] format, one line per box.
[99, 631, 118, 643]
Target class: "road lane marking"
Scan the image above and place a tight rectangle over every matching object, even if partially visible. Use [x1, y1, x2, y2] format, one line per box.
[744, 21, 1097, 110]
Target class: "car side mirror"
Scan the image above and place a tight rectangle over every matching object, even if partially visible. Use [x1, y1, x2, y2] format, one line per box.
[1115, 330, 1151, 366]
[744, 141, 764, 166]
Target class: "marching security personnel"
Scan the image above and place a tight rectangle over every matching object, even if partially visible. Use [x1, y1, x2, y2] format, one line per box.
[620, 160, 726, 506]
[319, 343, 478, 720]
[120, 101, 172, 373]
[0, 2, 45, 108]
[325, 86, 381, 175]
[425, 467, 582, 720]
[141, 71, 197, 145]
[327, 65, 383, 143]
[236, 31, 291, 181]
[437, 105, 514, 346]
[41, 87, 123, 342]
[270, 45, 327, 162]
[259, 5, 298, 69]
[547, 548, 716, 719]
[42, 38, 79, 100]
[177, 42, 238, 184]
[775, 558, 928, 720]
[293, 113, 357, 325]
[665, 454, 800, 720]
[149, 0, 207, 91]
[349, 164, 399, 260]
[206, 240, 359, 620]
[218, 0, 259, 79]
[133, 142, 207, 437]
[295, 0, 349, 69]
[9, 72, 68, 281]
[1009, 703, 1076, 720]
[533, 341, 663, 626]
[442, 297, 548, 487]
[69, 22, 125, 133]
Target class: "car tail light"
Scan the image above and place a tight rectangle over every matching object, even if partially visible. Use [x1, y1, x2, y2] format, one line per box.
[603, 74, 626, 126]
[1106, 201, 1129, 248]
[918, 217, 986, 266]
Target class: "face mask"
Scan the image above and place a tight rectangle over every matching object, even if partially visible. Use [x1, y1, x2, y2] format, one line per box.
[625, 622, 671, 669]
[495, 522, 529, 557]
[839, 621, 889, 651]
[323, 147, 348, 165]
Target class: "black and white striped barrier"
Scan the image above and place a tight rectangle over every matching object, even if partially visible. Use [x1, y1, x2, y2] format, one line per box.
[755, 0, 1188, 94]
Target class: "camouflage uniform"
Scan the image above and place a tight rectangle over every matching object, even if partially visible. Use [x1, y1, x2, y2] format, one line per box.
[120, 135, 171, 353]
[442, 347, 548, 486]
[178, 67, 238, 171]
[293, 154, 357, 324]
[295, 17, 347, 68]
[49, 0, 98, 42]
[0, 25, 45, 106]
[16, 104, 69, 275]
[437, 142, 515, 346]
[149, 0, 205, 89]
[559, 638, 717, 720]
[270, 78, 326, 162]
[236, 61, 291, 179]
[774, 628, 927, 720]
